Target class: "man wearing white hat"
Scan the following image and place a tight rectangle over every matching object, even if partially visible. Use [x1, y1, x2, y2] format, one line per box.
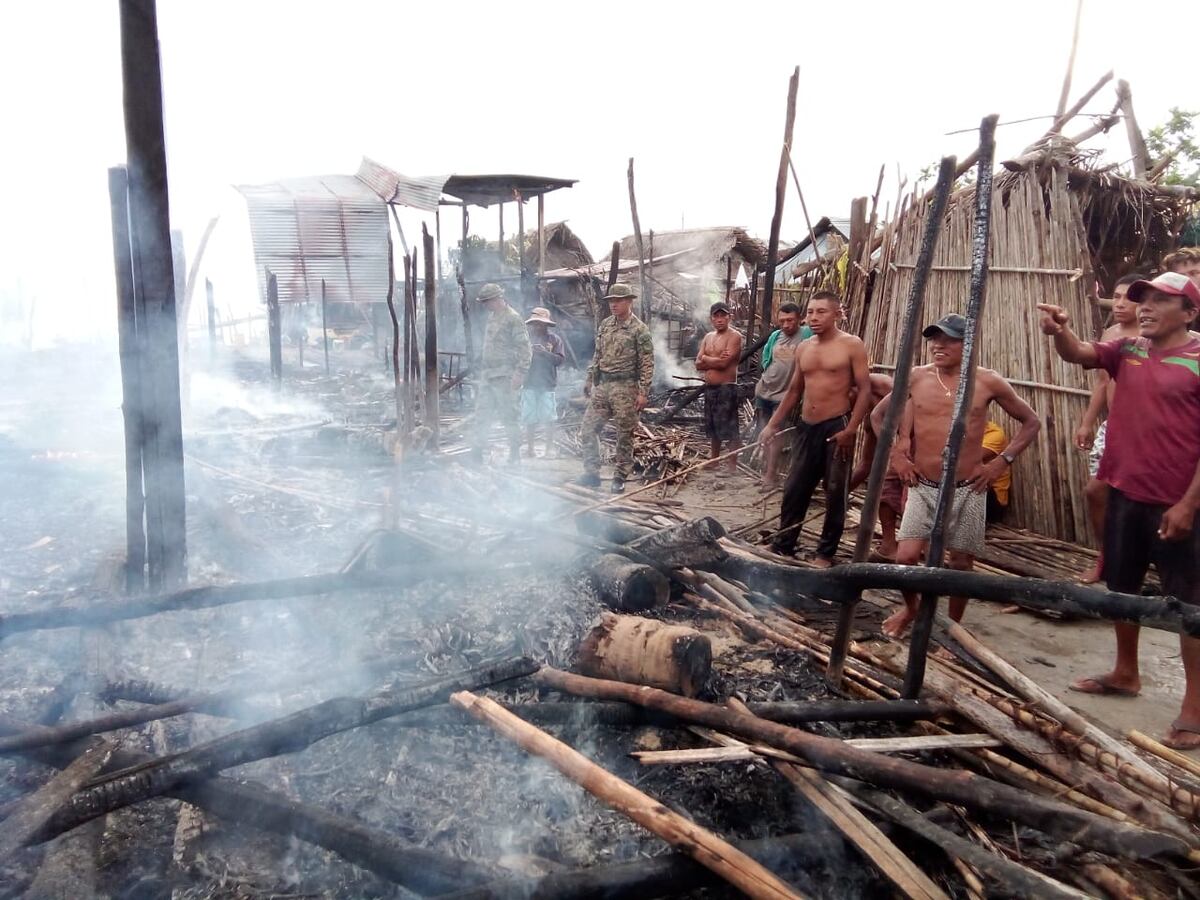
[522, 307, 565, 458]
[473, 283, 531, 464]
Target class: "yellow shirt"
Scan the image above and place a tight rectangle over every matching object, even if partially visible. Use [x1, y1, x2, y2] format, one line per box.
[982, 421, 1011, 505]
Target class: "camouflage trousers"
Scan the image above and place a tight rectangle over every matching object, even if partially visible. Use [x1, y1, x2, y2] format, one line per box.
[581, 382, 640, 477]
[474, 376, 521, 455]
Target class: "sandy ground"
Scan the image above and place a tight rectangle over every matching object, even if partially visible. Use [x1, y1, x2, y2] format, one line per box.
[530, 451, 1194, 752]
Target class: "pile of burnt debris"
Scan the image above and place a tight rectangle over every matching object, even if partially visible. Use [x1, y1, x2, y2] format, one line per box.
[3, 459, 1200, 900]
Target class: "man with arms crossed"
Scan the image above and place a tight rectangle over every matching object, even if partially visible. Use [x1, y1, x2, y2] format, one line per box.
[695, 302, 744, 472]
[883, 314, 1040, 638]
[1039, 272, 1200, 750]
[1074, 274, 1143, 582]
[759, 292, 872, 567]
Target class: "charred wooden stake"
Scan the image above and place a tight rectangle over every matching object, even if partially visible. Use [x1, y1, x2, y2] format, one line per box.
[534, 667, 1188, 861]
[267, 271, 282, 383]
[320, 277, 329, 374]
[451, 690, 805, 900]
[423, 223, 439, 443]
[0, 742, 114, 861]
[761, 66, 800, 328]
[31, 656, 537, 843]
[826, 155, 958, 684]
[577, 614, 712, 697]
[904, 115, 999, 699]
[438, 832, 841, 900]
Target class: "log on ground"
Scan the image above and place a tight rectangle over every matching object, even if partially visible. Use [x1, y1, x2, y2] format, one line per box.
[577, 613, 711, 697]
[588, 554, 670, 612]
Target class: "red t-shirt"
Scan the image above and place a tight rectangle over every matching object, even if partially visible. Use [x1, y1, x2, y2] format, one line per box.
[1093, 336, 1200, 505]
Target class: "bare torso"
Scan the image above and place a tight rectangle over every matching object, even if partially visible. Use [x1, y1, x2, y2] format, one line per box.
[907, 365, 1003, 481]
[798, 332, 859, 423]
[699, 329, 742, 385]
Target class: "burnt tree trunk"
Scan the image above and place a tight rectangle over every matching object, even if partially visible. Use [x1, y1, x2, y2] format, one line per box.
[588, 554, 670, 612]
[577, 614, 712, 698]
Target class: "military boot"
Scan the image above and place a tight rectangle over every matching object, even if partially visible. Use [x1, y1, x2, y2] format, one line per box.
[576, 472, 601, 489]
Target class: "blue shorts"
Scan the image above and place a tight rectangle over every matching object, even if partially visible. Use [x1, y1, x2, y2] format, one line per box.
[520, 389, 558, 425]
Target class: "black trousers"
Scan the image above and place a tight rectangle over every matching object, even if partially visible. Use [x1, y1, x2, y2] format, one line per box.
[773, 414, 849, 558]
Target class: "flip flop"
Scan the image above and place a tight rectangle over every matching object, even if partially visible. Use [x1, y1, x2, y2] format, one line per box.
[1067, 676, 1140, 698]
[1163, 720, 1200, 751]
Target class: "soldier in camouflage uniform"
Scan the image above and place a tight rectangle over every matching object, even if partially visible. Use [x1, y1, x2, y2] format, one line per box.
[473, 283, 532, 464]
[578, 283, 654, 493]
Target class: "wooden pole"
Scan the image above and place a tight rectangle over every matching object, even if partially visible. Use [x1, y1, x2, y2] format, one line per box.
[267, 271, 282, 383]
[435, 207, 443, 283]
[108, 166, 146, 595]
[1047, 70, 1114, 135]
[783, 145, 824, 281]
[321, 278, 329, 374]
[409, 253, 421, 385]
[1116, 79, 1151, 179]
[119, 0, 187, 589]
[450, 691, 805, 900]
[763, 67, 800, 326]
[387, 240, 405, 438]
[1054, 0, 1084, 119]
[536, 192, 545, 277]
[516, 192, 528, 309]
[459, 204, 474, 365]
[603, 241, 620, 324]
[826, 156, 958, 685]
[627, 158, 650, 322]
[498, 202, 504, 269]
[533, 668, 1187, 862]
[205, 278, 217, 361]
[903, 115, 999, 699]
[423, 224, 439, 443]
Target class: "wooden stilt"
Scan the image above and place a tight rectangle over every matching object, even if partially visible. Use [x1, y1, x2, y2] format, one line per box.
[321, 278, 329, 374]
[627, 158, 649, 322]
[423, 224, 439, 443]
[762, 67, 799, 330]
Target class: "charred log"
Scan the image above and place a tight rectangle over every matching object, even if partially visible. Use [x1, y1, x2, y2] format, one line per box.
[627, 517, 728, 569]
[588, 554, 670, 612]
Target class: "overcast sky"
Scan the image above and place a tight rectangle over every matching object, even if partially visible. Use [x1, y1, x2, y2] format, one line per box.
[1, 0, 1196, 342]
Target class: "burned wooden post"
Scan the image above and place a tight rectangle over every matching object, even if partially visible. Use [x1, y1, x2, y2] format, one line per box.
[320, 277, 329, 374]
[516, 191, 528, 308]
[762, 66, 799, 327]
[119, 0, 187, 588]
[746, 264, 760, 348]
[387, 239, 406, 438]
[825, 157, 957, 685]
[423, 224, 439, 443]
[903, 115, 999, 699]
[205, 277, 217, 362]
[459, 203, 475, 366]
[497, 202, 505, 268]
[107, 166, 146, 594]
[408, 253, 422, 385]
[627, 158, 650, 322]
[536, 192, 546, 277]
[266, 271, 282, 384]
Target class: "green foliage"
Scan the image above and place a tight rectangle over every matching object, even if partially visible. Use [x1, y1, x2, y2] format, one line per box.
[447, 234, 491, 271]
[1146, 108, 1200, 188]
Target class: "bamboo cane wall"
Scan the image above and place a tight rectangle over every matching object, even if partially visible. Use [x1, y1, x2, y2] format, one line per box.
[862, 167, 1098, 546]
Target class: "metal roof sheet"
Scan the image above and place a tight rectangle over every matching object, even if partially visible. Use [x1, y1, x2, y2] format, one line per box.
[235, 175, 389, 306]
[356, 157, 448, 211]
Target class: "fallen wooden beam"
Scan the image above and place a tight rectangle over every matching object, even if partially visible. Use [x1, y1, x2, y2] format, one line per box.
[0, 559, 521, 639]
[577, 613, 712, 697]
[31, 656, 537, 843]
[0, 715, 493, 894]
[534, 667, 1188, 861]
[631, 733, 1002, 765]
[450, 690, 806, 900]
[716, 556, 1200, 636]
[437, 831, 842, 900]
[588, 554, 670, 612]
[0, 741, 114, 861]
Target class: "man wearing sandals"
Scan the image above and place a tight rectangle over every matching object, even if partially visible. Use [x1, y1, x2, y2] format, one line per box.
[1039, 272, 1200, 751]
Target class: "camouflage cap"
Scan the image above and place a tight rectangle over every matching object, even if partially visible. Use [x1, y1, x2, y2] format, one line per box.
[604, 283, 637, 301]
[476, 283, 504, 302]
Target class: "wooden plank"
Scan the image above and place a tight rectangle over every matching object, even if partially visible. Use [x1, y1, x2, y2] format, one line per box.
[450, 691, 805, 900]
[633, 734, 1002, 765]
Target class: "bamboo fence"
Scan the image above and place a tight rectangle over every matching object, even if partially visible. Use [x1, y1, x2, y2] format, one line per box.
[862, 168, 1097, 545]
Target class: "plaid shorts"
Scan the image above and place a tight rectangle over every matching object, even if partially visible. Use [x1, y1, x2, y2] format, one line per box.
[1088, 420, 1107, 478]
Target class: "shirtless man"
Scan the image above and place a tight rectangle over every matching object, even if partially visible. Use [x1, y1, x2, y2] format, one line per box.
[1164, 248, 1200, 289]
[849, 374, 902, 562]
[1074, 274, 1143, 582]
[696, 302, 744, 471]
[760, 291, 872, 566]
[882, 314, 1041, 637]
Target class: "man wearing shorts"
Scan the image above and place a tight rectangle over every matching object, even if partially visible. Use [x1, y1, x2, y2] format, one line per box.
[696, 302, 744, 472]
[1074, 274, 1143, 581]
[521, 307, 565, 458]
[883, 314, 1040, 637]
[1039, 272, 1200, 750]
[754, 302, 812, 487]
[848, 374, 901, 561]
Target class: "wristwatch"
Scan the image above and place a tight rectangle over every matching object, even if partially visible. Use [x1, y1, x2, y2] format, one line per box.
[999, 450, 1016, 465]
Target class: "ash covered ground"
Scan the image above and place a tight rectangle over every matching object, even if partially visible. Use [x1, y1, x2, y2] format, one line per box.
[0, 343, 900, 899]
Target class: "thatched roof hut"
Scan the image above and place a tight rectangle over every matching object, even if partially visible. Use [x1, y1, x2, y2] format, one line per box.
[860, 140, 1199, 545]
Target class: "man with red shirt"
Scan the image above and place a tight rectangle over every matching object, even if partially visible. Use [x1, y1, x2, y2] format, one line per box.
[1038, 271, 1200, 750]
